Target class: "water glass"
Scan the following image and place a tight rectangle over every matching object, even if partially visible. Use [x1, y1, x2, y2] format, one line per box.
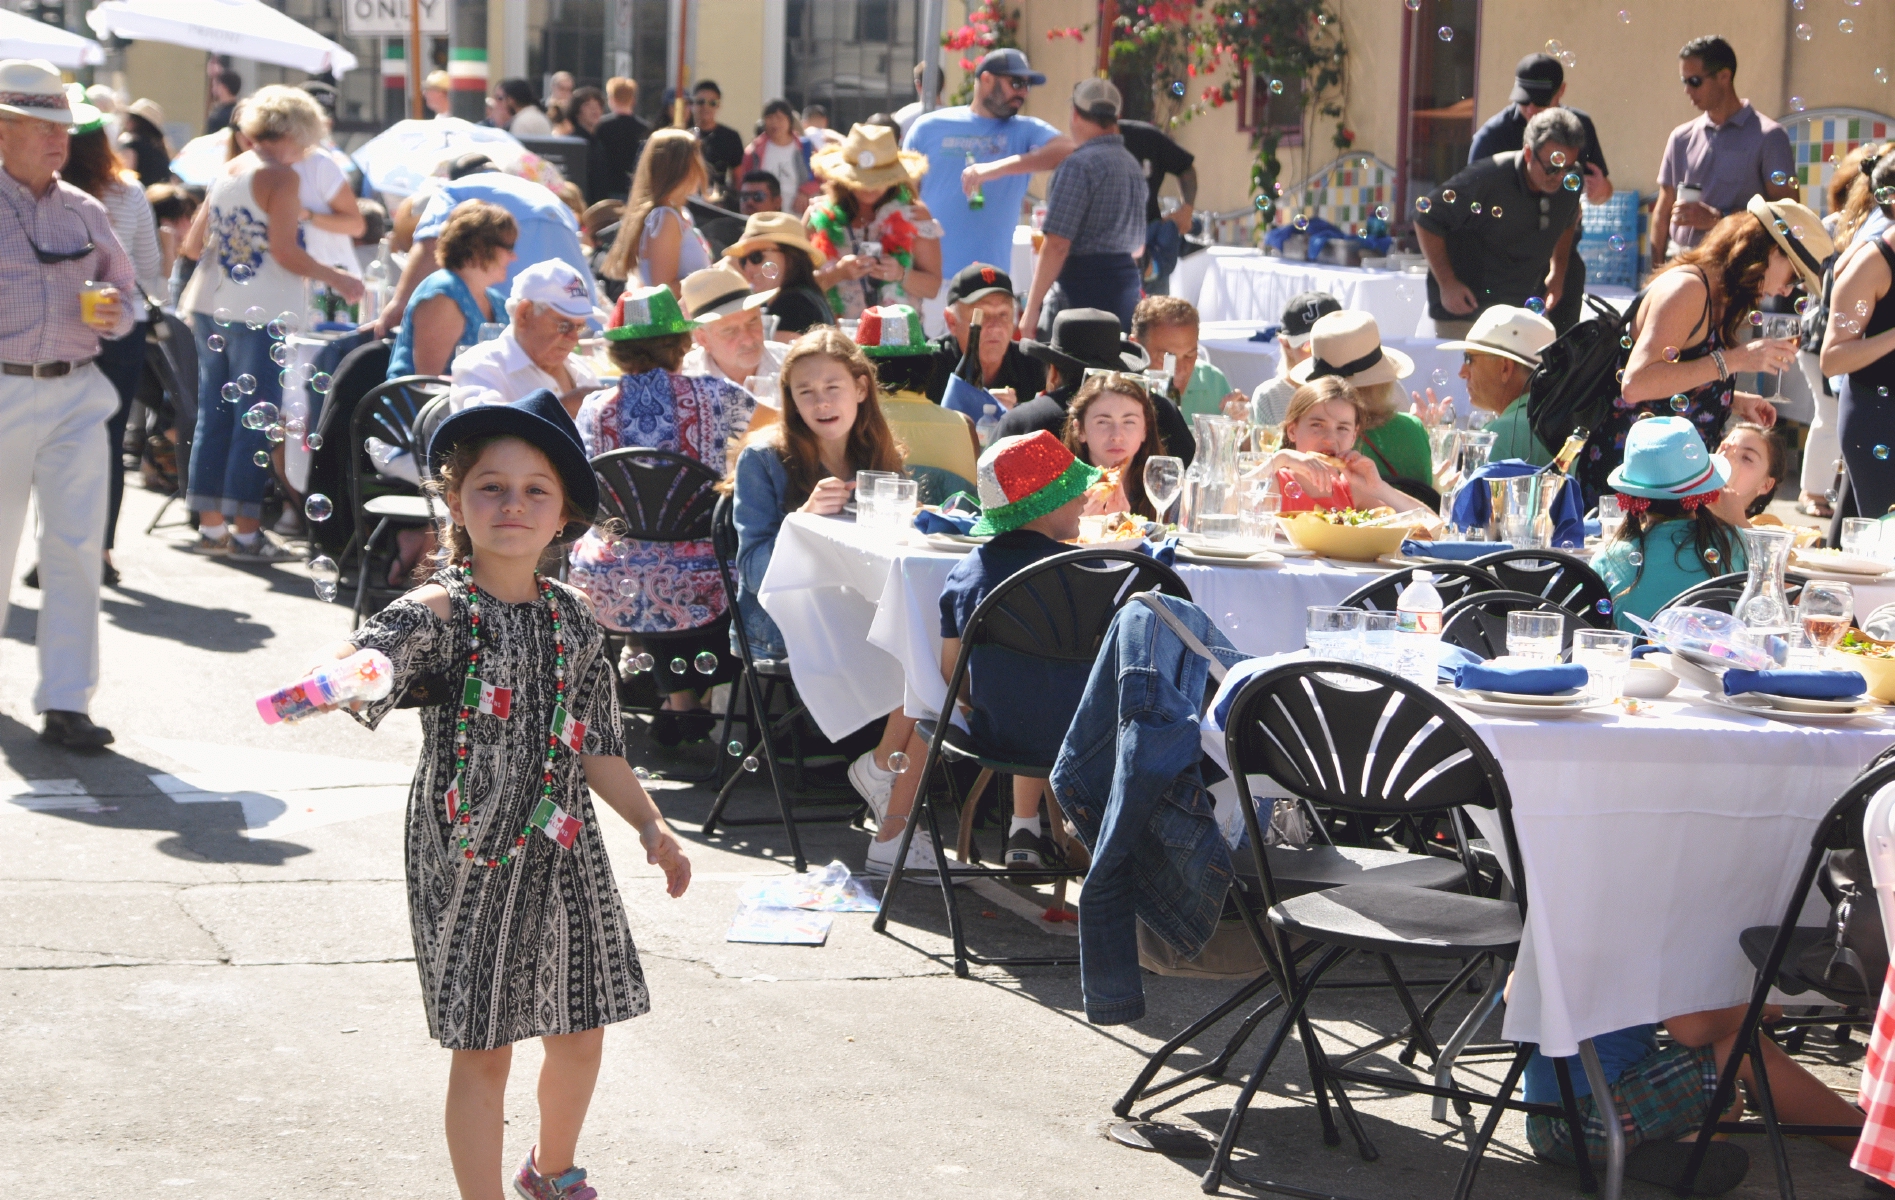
[872, 476, 917, 530]
[1459, 429, 1498, 479]
[743, 374, 780, 407]
[1306, 606, 1365, 659]
[1842, 517, 1880, 559]
[854, 470, 897, 526]
[1597, 494, 1624, 543]
[1198, 513, 1241, 541]
[1361, 611, 1403, 673]
[1571, 629, 1634, 702]
[1505, 610, 1564, 661]
[1240, 481, 1282, 545]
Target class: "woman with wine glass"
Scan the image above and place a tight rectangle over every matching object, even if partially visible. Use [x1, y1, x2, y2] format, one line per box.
[1593, 416, 1747, 631]
[1065, 372, 1167, 518]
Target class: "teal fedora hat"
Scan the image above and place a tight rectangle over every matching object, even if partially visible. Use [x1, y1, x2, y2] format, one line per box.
[1605, 415, 1729, 501]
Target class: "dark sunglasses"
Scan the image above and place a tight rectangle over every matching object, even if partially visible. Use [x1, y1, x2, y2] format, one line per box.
[1681, 74, 1708, 88]
[0, 192, 94, 264]
[738, 190, 773, 204]
[738, 250, 772, 266]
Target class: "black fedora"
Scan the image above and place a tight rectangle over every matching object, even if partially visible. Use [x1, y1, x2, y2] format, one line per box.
[1021, 308, 1149, 377]
[428, 389, 599, 538]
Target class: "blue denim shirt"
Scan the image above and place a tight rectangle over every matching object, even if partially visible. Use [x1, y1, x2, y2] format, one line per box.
[730, 443, 790, 659]
[1052, 593, 1250, 1025]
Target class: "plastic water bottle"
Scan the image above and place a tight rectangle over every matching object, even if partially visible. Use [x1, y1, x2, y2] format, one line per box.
[257, 649, 394, 724]
[975, 403, 1000, 446]
[1395, 570, 1444, 688]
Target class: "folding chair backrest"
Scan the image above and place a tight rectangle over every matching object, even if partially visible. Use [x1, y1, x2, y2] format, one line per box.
[1659, 570, 1807, 619]
[591, 448, 721, 544]
[1470, 548, 1616, 626]
[962, 548, 1192, 663]
[305, 338, 393, 560]
[413, 393, 453, 478]
[1341, 562, 1501, 613]
[346, 375, 448, 530]
[1441, 589, 1581, 659]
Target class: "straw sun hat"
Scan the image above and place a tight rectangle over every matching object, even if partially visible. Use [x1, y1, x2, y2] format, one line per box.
[722, 210, 828, 269]
[1746, 195, 1835, 296]
[1288, 311, 1415, 388]
[810, 123, 928, 192]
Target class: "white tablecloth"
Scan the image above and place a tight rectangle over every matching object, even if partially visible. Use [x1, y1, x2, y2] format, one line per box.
[756, 512, 1395, 740]
[1195, 253, 1428, 337]
[1201, 662, 1893, 1058]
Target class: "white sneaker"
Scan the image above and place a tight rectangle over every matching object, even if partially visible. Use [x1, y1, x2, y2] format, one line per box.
[848, 751, 896, 824]
[863, 828, 979, 885]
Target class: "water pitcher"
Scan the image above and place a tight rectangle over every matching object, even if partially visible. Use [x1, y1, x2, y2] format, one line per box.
[1735, 526, 1795, 628]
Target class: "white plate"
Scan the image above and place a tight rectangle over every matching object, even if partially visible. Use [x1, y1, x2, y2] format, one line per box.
[1792, 549, 1887, 577]
[1177, 538, 1276, 559]
[1698, 692, 1884, 724]
[922, 532, 984, 552]
[1740, 691, 1874, 713]
[1664, 650, 1729, 694]
[1441, 689, 1597, 719]
[1176, 548, 1284, 568]
[1465, 686, 1587, 705]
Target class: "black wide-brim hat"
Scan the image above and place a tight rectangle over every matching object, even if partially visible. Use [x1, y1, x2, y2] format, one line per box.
[427, 389, 599, 539]
[1021, 307, 1149, 377]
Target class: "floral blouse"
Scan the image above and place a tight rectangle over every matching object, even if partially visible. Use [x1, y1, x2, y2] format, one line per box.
[569, 369, 757, 633]
[804, 188, 940, 319]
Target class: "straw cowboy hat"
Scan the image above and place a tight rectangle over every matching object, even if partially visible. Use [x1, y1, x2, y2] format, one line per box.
[1746, 195, 1834, 296]
[126, 97, 165, 128]
[681, 262, 775, 324]
[0, 59, 74, 125]
[810, 123, 928, 192]
[722, 210, 828, 268]
[1288, 310, 1415, 388]
[1436, 305, 1558, 370]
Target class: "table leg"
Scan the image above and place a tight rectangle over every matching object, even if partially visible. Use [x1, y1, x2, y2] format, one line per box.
[1576, 1038, 1623, 1200]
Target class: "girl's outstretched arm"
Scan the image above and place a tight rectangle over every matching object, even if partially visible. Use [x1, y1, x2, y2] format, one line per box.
[582, 755, 692, 897]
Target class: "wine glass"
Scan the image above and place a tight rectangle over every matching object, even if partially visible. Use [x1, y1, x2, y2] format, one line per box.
[1798, 580, 1855, 659]
[1144, 455, 1184, 524]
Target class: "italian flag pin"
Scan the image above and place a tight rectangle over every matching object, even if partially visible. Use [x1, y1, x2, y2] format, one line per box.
[531, 797, 582, 848]
[463, 678, 512, 718]
[551, 704, 586, 752]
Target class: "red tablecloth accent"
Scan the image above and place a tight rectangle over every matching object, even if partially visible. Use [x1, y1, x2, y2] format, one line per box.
[1853, 965, 1895, 1185]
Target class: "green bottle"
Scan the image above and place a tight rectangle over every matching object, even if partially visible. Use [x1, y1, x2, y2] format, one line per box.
[965, 151, 984, 210]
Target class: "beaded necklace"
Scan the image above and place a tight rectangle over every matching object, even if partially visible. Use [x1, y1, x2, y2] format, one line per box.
[447, 559, 578, 867]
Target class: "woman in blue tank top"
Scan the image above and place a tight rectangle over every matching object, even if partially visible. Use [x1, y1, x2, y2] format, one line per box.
[387, 201, 516, 379]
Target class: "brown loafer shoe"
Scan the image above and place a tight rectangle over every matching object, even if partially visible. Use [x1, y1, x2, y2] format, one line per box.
[40, 710, 115, 751]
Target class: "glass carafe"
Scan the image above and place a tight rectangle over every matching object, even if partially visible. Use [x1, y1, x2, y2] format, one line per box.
[1735, 526, 1796, 628]
[1191, 415, 1240, 518]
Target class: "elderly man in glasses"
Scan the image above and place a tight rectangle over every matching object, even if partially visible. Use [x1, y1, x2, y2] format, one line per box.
[1413, 107, 1587, 339]
[0, 61, 137, 751]
[448, 260, 603, 416]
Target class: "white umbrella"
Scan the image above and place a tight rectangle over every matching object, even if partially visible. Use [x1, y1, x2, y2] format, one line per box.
[86, 0, 359, 76]
[350, 118, 537, 199]
[169, 131, 235, 187]
[0, 10, 106, 69]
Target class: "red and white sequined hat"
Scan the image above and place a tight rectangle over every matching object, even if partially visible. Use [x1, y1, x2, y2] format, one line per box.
[969, 430, 1102, 536]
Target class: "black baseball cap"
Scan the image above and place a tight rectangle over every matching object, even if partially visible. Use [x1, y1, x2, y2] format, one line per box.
[1510, 54, 1564, 105]
[944, 262, 1016, 306]
[1280, 291, 1342, 346]
[974, 48, 1046, 86]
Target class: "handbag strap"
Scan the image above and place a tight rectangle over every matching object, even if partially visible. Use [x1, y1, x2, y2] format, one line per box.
[1134, 591, 1228, 683]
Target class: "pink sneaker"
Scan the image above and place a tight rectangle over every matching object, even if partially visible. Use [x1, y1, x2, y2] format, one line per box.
[513, 1148, 598, 1200]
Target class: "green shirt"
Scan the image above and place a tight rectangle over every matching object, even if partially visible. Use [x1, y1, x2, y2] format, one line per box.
[1176, 359, 1236, 420]
[1485, 395, 1552, 467]
[1357, 411, 1433, 486]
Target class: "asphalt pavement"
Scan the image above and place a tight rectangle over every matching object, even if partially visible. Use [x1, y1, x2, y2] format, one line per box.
[0, 482, 1872, 1198]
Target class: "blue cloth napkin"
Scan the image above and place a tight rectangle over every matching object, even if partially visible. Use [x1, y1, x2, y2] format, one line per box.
[1721, 669, 1866, 699]
[1249, 325, 1281, 343]
[1452, 661, 1590, 695]
[1402, 540, 1513, 561]
[912, 508, 977, 536]
[1139, 535, 1179, 567]
[1630, 643, 1666, 660]
[1436, 642, 1483, 683]
[940, 373, 998, 423]
[1449, 461, 1587, 548]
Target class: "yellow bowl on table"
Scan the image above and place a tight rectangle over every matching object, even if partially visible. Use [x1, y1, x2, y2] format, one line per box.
[1838, 647, 1895, 703]
[1282, 512, 1416, 562]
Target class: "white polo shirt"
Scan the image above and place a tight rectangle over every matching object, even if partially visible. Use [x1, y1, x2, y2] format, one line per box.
[448, 328, 602, 412]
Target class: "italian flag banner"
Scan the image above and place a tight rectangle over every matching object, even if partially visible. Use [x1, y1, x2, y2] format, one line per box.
[531, 798, 582, 848]
[463, 678, 512, 718]
[550, 705, 586, 752]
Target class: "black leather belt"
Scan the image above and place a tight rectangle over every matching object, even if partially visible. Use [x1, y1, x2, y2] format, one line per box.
[2, 358, 95, 378]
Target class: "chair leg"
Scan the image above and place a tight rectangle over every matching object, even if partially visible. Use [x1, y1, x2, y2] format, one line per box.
[1377, 953, 1444, 1066]
[1303, 1025, 1378, 1162]
[1746, 1037, 1797, 1200]
[1552, 1057, 1599, 1196]
[1112, 971, 1280, 1117]
[352, 516, 389, 626]
[746, 672, 805, 873]
[1449, 1045, 1533, 1200]
[1432, 958, 1505, 1123]
[1292, 1009, 1343, 1150]
[918, 768, 971, 977]
[1576, 1040, 1624, 1200]
[956, 768, 992, 863]
[872, 746, 937, 935]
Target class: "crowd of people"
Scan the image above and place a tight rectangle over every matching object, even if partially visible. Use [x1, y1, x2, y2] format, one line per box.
[8, 26, 1895, 1198]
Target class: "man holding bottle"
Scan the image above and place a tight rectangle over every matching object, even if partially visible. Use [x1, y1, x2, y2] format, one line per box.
[922, 263, 1044, 406]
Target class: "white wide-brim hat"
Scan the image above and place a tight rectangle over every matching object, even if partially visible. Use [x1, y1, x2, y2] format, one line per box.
[1288, 310, 1414, 387]
[1437, 305, 1559, 370]
[0, 59, 74, 125]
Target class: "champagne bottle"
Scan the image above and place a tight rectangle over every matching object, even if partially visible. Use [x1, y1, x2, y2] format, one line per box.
[965, 152, 984, 210]
[955, 309, 985, 385]
[1549, 427, 1588, 476]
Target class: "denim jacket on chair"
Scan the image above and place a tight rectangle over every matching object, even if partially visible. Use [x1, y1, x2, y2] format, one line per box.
[1051, 593, 1253, 1025]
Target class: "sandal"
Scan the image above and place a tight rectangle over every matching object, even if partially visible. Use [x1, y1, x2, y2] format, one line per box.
[514, 1148, 599, 1200]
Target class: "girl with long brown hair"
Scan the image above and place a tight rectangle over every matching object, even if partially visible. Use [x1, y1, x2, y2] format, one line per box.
[1063, 371, 1164, 517]
[601, 128, 711, 294]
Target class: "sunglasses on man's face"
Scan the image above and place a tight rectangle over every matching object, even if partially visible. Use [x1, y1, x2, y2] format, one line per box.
[692, 97, 720, 109]
[1681, 74, 1719, 89]
[996, 75, 1031, 92]
[739, 190, 773, 204]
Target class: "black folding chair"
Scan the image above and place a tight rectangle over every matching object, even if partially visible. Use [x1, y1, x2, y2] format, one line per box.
[1205, 660, 1602, 1199]
[1469, 548, 1617, 627]
[1440, 589, 1585, 660]
[871, 548, 1190, 977]
[1340, 563, 1502, 613]
[698, 494, 862, 873]
[346, 375, 448, 624]
[305, 338, 393, 566]
[1675, 752, 1895, 1198]
[1660, 570, 1809, 618]
[141, 310, 198, 534]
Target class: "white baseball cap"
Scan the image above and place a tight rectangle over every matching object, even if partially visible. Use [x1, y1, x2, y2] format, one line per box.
[508, 259, 595, 319]
[1436, 305, 1558, 370]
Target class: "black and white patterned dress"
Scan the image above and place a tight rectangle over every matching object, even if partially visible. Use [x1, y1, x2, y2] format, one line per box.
[351, 568, 649, 1050]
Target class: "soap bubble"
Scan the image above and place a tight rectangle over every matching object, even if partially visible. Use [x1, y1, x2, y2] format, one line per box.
[1490, 204, 1504, 218]
[266, 318, 287, 339]
[1268, 78, 1285, 96]
[1608, 235, 1627, 253]
[1545, 40, 1563, 55]
[633, 766, 651, 781]
[269, 342, 290, 366]
[1795, 296, 1815, 315]
[212, 307, 234, 327]
[1253, 194, 1274, 214]
[1292, 214, 1310, 231]
[1549, 150, 1568, 169]
[275, 311, 301, 335]
[1170, 81, 1185, 97]
[1468, 201, 1483, 216]
[1627, 550, 1644, 567]
[1432, 368, 1450, 389]
[630, 652, 655, 672]
[1878, 445, 1891, 461]
[1615, 369, 1626, 384]
[285, 417, 305, 437]
[1596, 599, 1613, 616]
[1790, 96, 1806, 113]
[1373, 205, 1390, 221]
[887, 751, 910, 774]
[1878, 68, 1891, 87]
[303, 432, 324, 451]
[1670, 394, 1690, 412]
[1662, 346, 1681, 363]
[615, 577, 637, 597]
[1749, 310, 1764, 327]
[304, 494, 333, 522]
[1441, 189, 1457, 204]
[252, 450, 271, 467]
[310, 555, 339, 602]
[760, 261, 780, 281]
[1404, 0, 1420, 8]
[1562, 172, 1583, 192]
[728, 740, 744, 757]
[1437, 26, 1453, 41]
[265, 424, 286, 444]
[1882, 387, 1892, 399]
[1620, 335, 1634, 349]
[278, 370, 295, 388]
[229, 262, 256, 284]
[220, 382, 241, 403]
[1878, 186, 1895, 205]
[1526, 297, 1546, 314]
[1839, 19, 1856, 35]
[742, 756, 760, 773]
[1768, 171, 1789, 188]
[242, 306, 267, 329]
[1704, 548, 1721, 566]
[1794, 23, 1814, 41]
[236, 374, 257, 395]
[1857, 299, 1873, 317]
[668, 656, 688, 675]
[310, 372, 332, 394]
[1617, 9, 1630, 23]
[694, 650, 719, 675]
[1414, 196, 1433, 214]
[206, 333, 227, 352]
